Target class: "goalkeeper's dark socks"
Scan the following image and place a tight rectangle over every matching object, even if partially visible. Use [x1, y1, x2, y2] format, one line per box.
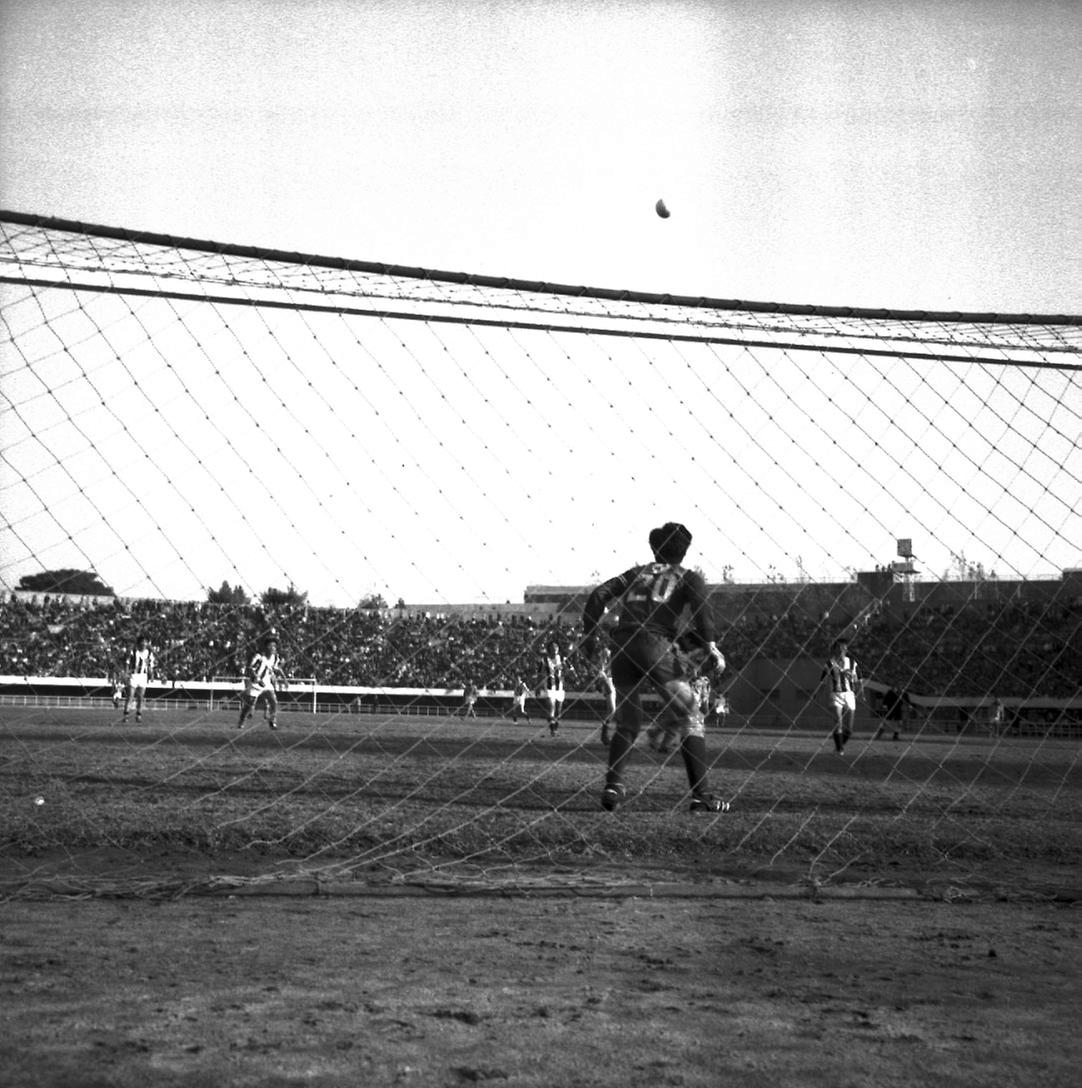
[680, 734, 710, 795]
[607, 730, 636, 781]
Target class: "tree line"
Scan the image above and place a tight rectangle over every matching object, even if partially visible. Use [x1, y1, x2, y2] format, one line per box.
[15, 570, 388, 610]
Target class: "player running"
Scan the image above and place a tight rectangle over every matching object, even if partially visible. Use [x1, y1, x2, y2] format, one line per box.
[237, 636, 285, 730]
[582, 522, 729, 814]
[510, 677, 532, 724]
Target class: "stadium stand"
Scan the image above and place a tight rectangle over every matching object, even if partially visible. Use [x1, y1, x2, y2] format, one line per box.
[2, 585, 1079, 699]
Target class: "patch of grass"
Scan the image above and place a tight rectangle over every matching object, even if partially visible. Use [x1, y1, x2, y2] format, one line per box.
[2, 707, 1080, 894]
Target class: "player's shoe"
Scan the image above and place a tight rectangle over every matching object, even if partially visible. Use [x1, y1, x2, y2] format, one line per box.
[548, 719, 559, 736]
[135, 714, 142, 723]
[268, 720, 278, 730]
[600, 783, 626, 812]
[689, 793, 730, 814]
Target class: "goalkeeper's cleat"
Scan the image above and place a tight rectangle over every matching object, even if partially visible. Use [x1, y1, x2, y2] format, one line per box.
[600, 783, 626, 812]
[689, 793, 730, 814]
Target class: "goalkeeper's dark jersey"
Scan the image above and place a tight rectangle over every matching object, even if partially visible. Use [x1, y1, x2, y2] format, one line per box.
[583, 562, 715, 644]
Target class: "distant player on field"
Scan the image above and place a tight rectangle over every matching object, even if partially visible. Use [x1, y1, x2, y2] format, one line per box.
[538, 639, 565, 736]
[121, 636, 155, 723]
[510, 677, 532, 724]
[108, 650, 125, 709]
[237, 636, 284, 730]
[460, 680, 479, 718]
[821, 637, 861, 754]
[707, 689, 730, 729]
[582, 522, 729, 814]
[595, 642, 617, 745]
[647, 631, 720, 754]
[874, 684, 912, 741]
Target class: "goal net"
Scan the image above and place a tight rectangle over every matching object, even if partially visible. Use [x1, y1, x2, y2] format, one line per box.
[1, 211, 1079, 899]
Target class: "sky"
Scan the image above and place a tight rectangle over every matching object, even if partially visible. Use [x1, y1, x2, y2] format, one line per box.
[2, 0, 1080, 313]
[1, 0, 1080, 607]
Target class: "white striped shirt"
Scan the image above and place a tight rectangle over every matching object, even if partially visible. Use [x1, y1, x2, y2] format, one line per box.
[822, 654, 859, 694]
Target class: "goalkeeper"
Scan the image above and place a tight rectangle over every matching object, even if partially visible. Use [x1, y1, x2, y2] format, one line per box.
[582, 522, 729, 814]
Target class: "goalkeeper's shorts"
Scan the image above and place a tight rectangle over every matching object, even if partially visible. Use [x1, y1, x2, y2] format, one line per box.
[610, 629, 686, 688]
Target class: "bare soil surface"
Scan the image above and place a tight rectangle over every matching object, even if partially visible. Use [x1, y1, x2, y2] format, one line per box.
[3, 884, 1080, 1088]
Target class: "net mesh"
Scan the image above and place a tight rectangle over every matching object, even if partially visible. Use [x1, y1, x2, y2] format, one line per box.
[1, 212, 1080, 899]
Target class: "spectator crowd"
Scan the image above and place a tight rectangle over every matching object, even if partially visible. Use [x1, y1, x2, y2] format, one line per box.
[1, 591, 1079, 698]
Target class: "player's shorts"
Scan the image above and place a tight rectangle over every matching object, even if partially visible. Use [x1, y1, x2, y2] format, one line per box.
[612, 630, 704, 737]
[245, 680, 274, 700]
[610, 629, 689, 689]
[128, 672, 148, 691]
[544, 687, 565, 703]
[830, 690, 857, 713]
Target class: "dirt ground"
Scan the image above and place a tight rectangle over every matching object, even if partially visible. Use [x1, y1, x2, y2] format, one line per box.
[2, 881, 1080, 1088]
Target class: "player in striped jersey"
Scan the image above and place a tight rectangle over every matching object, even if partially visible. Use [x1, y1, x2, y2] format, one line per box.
[538, 640, 565, 736]
[582, 522, 729, 814]
[121, 636, 155, 723]
[821, 637, 862, 754]
[237, 636, 284, 730]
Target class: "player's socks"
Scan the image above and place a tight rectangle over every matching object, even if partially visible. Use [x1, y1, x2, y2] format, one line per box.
[607, 729, 636, 781]
[680, 734, 711, 796]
